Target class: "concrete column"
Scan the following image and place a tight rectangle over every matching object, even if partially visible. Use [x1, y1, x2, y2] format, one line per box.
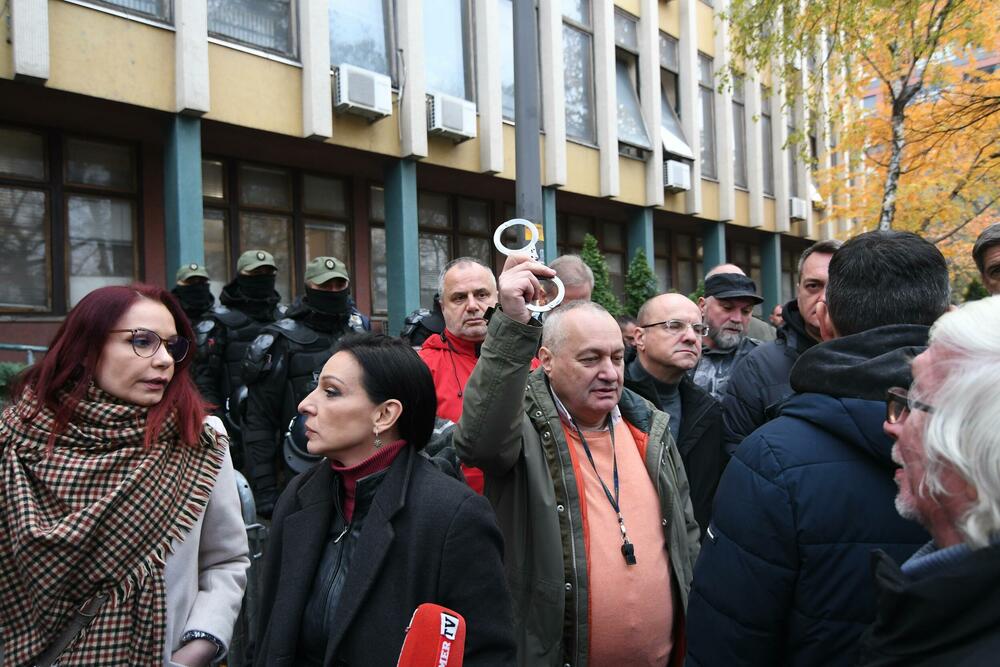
[383, 159, 421, 332]
[593, 0, 618, 197]
[11, 0, 49, 83]
[714, 0, 735, 222]
[638, 0, 663, 207]
[397, 0, 428, 158]
[164, 116, 205, 280]
[476, 0, 503, 173]
[702, 221, 726, 271]
[679, 0, 701, 214]
[175, 0, 210, 114]
[542, 186, 558, 263]
[772, 82, 790, 232]
[299, 0, 333, 140]
[745, 64, 764, 228]
[628, 207, 655, 267]
[760, 231, 782, 315]
[539, 0, 567, 186]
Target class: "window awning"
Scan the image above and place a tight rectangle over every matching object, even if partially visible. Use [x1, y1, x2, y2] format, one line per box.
[660, 96, 694, 160]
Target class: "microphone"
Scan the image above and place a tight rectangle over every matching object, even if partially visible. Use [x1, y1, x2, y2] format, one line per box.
[397, 603, 466, 667]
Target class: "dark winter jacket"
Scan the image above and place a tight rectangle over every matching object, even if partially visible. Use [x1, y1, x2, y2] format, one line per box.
[684, 324, 932, 667]
[624, 356, 724, 538]
[254, 444, 517, 666]
[859, 543, 1000, 666]
[720, 300, 818, 455]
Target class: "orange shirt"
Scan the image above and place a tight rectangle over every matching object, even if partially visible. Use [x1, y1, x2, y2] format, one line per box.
[563, 419, 675, 667]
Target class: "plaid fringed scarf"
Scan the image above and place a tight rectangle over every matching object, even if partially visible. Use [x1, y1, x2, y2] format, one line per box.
[0, 384, 227, 666]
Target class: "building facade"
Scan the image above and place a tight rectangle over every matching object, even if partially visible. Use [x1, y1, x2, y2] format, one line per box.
[1, 0, 824, 350]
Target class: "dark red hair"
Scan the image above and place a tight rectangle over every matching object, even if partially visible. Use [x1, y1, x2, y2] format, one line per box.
[15, 283, 208, 448]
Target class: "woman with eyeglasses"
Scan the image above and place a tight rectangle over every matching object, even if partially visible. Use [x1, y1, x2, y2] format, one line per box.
[0, 284, 249, 667]
[254, 333, 515, 666]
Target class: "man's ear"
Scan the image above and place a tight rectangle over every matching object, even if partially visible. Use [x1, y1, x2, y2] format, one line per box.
[697, 296, 706, 312]
[633, 326, 646, 352]
[538, 345, 554, 374]
[816, 301, 839, 341]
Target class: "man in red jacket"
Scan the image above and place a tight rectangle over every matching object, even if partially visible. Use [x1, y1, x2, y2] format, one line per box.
[418, 258, 498, 492]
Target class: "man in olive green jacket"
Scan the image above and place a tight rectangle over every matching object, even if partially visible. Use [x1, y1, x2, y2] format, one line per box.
[454, 255, 700, 667]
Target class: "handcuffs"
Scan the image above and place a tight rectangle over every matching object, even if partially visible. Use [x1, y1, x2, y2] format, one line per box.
[493, 218, 565, 313]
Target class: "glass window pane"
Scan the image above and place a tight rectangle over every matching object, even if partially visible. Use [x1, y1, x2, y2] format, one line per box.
[203, 208, 229, 298]
[0, 187, 48, 310]
[424, 0, 470, 100]
[606, 252, 624, 298]
[500, 0, 515, 120]
[677, 260, 695, 296]
[419, 232, 451, 308]
[562, 0, 590, 26]
[370, 226, 387, 313]
[614, 12, 637, 51]
[732, 76, 745, 103]
[733, 102, 747, 188]
[654, 226, 670, 257]
[659, 34, 678, 72]
[419, 192, 451, 229]
[239, 164, 292, 209]
[654, 257, 670, 292]
[661, 69, 679, 116]
[305, 219, 350, 267]
[329, 0, 390, 76]
[202, 160, 225, 200]
[567, 215, 592, 245]
[0, 127, 46, 181]
[563, 25, 595, 143]
[788, 125, 800, 198]
[602, 222, 623, 250]
[239, 212, 293, 302]
[457, 198, 490, 234]
[457, 236, 491, 266]
[208, 0, 294, 57]
[303, 174, 348, 217]
[65, 138, 134, 190]
[660, 83, 693, 159]
[67, 195, 134, 307]
[698, 55, 713, 86]
[91, 0, 171, 22]
[700, 83, 717, 178]
[616, 60, 651, 150]
[370, 185, 385, 222]
[762, 114, 775, 195]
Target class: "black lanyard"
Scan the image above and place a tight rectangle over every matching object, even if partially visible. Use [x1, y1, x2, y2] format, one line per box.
[572, 421, 637, 566]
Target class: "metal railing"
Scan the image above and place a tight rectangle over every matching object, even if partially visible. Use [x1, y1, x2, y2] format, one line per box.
[229, 470, 268, 667]
[0, 343, 47, 365]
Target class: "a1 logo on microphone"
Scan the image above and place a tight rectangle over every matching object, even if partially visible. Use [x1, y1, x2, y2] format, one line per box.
[439, 612, 460, 641]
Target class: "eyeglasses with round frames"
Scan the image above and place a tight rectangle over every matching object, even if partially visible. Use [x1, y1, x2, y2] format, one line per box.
[108, 328, 190, 362]
[885, 386, 935, 424]
[639, 320, 711, 336]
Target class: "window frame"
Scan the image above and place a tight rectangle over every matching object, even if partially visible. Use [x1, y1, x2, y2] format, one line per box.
[562, 2, 598, 145]
[697, 52, 717, 180]
[0, 125, 141, 315]
[555, 212, 628, 300]
[732, 75, 748, 189]
[761, 85, 775, 197]
[207, 0, 300, 61]
[613, 9, 652, 155]
[328, 0, 398, 84]
[68, 0, 174, 26]
[422, 0, 477, 101]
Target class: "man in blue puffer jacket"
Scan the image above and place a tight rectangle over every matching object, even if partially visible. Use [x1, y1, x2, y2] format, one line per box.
[685, 230, 951, 667]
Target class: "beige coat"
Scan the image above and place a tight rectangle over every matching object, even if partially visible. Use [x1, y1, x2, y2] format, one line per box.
[162, 418, 249, 666]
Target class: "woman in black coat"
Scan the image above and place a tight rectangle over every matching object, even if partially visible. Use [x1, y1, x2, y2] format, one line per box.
[254, 333, 515, 667]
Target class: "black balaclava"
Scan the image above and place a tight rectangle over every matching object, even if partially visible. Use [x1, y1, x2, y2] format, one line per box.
[236, 273, 277, 301]
[172, 283, 214, 320]
[305, 287, 350, 316]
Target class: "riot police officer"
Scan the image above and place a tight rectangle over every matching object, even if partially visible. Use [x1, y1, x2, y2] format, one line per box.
[170, 262, 215, 325]
[241, 256, 370, 516]
[193, 250, 285, 465]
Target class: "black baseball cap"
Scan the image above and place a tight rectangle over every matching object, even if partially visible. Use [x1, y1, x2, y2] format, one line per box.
[704, 273, 764, 304]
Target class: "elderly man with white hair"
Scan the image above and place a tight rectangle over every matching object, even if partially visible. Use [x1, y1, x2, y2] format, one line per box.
[861, 295, 1000, 665]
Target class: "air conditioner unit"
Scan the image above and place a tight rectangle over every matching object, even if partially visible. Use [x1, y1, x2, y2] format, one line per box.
[333, 64, 392, 120]
[789, 196, 808, 221]
[663, 160, 692, 193]
[427, 92, 477, 142]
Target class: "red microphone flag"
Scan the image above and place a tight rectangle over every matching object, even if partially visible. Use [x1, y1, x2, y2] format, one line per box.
[396, 603, 467, 667]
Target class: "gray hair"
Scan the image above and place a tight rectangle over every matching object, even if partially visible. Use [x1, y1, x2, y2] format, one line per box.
[972, 223, 1000, 274]
[549, 255, 595, 289]
[541, 300, 610, 353]
[436, 257, 496, 298]
[797, 239, 842, 276]
[913, 295, 1000, 548]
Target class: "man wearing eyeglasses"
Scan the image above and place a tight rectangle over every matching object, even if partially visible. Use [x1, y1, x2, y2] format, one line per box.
[861, 296, 1000, 665]
[685, 231, 949, 667]
[625, 293, 725, 537]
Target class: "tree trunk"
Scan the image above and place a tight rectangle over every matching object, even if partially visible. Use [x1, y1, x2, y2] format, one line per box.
[879, 103, 907, 230]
